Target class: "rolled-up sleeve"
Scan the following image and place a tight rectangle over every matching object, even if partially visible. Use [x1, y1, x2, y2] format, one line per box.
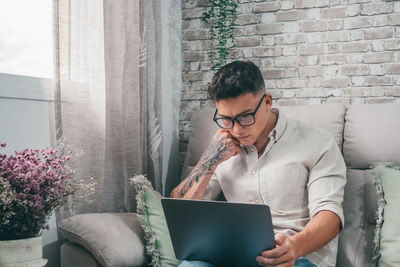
[307, 131, 347, 227]
[202, 171, 222, 200]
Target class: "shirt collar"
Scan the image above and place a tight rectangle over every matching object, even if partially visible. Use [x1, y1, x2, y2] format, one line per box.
[268, 108, 287, 143]
[243, 108, 287, 153]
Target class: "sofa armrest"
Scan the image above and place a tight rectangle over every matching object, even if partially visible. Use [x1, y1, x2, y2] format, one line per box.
[58, 213, 148, 267]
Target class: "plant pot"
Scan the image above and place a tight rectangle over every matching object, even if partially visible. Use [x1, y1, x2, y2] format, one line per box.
[0, 236, 47, 267]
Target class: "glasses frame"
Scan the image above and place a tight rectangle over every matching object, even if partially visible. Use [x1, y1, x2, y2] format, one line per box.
[213, 94, 267, 129]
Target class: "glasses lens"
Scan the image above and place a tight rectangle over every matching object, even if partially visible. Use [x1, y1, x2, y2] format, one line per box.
[215, 118, 233, 129]
[237, 114, 255, 126]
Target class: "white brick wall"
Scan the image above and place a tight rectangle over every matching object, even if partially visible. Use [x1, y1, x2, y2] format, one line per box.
[180, 0, 400, 163]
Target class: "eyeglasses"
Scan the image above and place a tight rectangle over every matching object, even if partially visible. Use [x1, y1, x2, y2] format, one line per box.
[213, 94, 266, 129]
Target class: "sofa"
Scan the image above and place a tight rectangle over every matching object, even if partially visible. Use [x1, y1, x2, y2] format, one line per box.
[58, 103, 400, 267]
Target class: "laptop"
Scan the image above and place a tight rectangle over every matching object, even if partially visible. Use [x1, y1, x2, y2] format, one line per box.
[161, 198, 276, 267]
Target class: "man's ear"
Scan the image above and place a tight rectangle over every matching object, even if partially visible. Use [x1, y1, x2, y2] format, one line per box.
[265, 93, 273, 107]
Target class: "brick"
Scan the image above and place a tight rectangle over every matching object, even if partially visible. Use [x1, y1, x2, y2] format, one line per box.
[344, 17, 373, 29]
[365, 76, 393, 86]
[254, 2, 281, 12]
[309, 77, 323, 87]
[350, 30, 364, 41]
[275, 56, 308, 67]
[340, 64, 369, 75]
[241, 47, 254, 58]
[276, 78, 307, 89]
[385, 39, 400, 50]
[295, 0, 329, 8]
[329, 20, 344, 31]
[385, 87, 400, 97]
[235, 25, 257, 36]
[261, 13, 275, 23]
[325, 65, 340, 76]
[360, 3, 393, 16]
[283, 45, 297, 56]
[257, 24, 284, 35]
[343, 88, 364, 97]
[275, 34, 306, 44]
[329, 31, 350, 42]
[347, 5, 360, 17]
[300, 21, 329, 32]
[373, 15, 389, 27]
[253, 47, 282, 57]
[320, 54, 348, 65]
[307, 32, 329, 43]
[389, 14, 400, 25]
[237, 3, 253, 14]
[183, 51, 207, 62]
[327, 43, 341, 54]
[182, 8, 205, 19]
[349, 54, 364, 64]
[323, 77, 350, 88]
[280, 1, 294, 10]
[186, 40, 211, 50]
[366, 98, 395, 104]
[235, 14, 261, 25]
[364, 28, 393, 40]
[296, 88, 332, 98]
[348, 0, 373, 3]
[261, 69, 285, 79]
[190, 62, 201, 71]
[277, 99, 308, 106]
[275, 10, 307, 22]
[321, 7, 347, 19]
[386, 64, 400, 74]
[371, 40, 385, 52]
[298, 43, 325, 55]
[341, 42, 369, 53]
[183, 30, 208, 40]
[260, 58, 274, 68]
[283, 22, 300, 33]
[236, 36, 261, 47]
[299, 66, 324, 77]
[285, 67, 298, 78]
[369, 64, 385, 76]
[351, 76, 366, 86]
[308, 55, 319, 65]
[182, 20, 190, 30]
[182, 0, 197, 9]
[325, 98, 351, 105]
[308, 9, 321, 19]
[281, 89, 296, 98]
[364, 52, 393, 63]
[181, 90, 208, 100]
[261, 36, 275, 46]
[395, 2, 400, 12]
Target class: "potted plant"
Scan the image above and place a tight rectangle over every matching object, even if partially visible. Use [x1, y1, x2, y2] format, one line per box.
[0, 141, 95, 266]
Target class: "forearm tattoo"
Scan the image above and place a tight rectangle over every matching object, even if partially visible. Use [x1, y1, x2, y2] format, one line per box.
[177, 135, 235, 197]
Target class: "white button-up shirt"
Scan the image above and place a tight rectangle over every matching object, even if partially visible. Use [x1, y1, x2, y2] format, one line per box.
[203, 110, 346, 267]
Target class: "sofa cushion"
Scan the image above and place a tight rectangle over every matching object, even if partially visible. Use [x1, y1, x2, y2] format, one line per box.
[279, 103, 346, 148]
[58, 213, 147, 267]
[130, 175, 180, 267]
[343, 104, 400, 169]
[372, 163, 400, 267]
[337, 169, 377, 267]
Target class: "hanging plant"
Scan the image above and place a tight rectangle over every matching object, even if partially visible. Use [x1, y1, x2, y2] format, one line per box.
[201, 0, 239, 70]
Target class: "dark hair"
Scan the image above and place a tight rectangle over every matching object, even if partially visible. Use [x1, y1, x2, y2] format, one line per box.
[208, 60, 266, 101]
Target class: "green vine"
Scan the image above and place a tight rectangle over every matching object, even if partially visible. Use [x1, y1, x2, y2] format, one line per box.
[201, 0, 239, 70]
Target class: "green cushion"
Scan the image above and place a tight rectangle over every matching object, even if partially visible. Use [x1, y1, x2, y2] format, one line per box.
[373, 163, 400, 267]
[130, 175, 180, 267]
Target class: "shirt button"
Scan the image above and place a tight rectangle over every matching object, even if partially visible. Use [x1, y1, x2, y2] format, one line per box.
[255, 198, 261, 204]
[251, 170, 256, 175]
[250, 147, 255, 152]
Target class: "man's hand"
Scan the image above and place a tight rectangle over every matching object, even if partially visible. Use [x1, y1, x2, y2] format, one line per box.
[200, 129, 242, 166]
[256, 233, 298, 267]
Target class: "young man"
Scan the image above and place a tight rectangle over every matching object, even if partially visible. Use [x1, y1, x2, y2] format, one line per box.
[171, 61, 346, 267]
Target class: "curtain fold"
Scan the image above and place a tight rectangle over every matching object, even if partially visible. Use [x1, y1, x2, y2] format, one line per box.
[53, 0, 163, 219]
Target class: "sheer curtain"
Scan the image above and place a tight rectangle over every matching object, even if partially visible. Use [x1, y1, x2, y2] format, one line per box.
[53, 0, 163, 218]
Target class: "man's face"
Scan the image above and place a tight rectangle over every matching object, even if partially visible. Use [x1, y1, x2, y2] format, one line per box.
[215, 92, 274, 147]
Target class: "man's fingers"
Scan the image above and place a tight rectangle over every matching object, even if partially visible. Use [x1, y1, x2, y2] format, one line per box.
[262, 245, 287, 258]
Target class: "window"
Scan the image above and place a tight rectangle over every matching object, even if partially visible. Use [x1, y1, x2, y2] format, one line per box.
[0, 0, 53, 79]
